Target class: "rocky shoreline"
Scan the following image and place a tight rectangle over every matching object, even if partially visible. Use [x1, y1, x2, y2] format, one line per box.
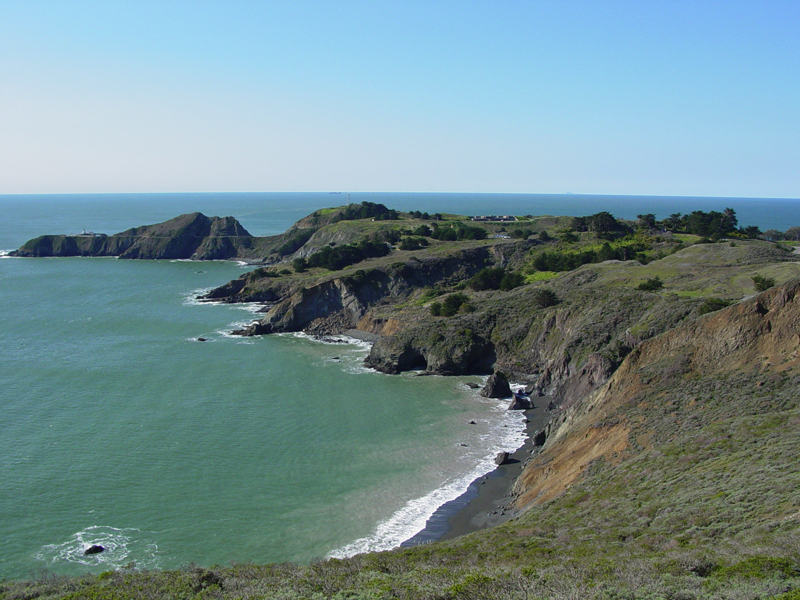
[402, 398, 551, 546]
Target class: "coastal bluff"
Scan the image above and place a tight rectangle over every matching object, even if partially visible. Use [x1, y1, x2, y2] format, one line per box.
[10, 212, 255, 260]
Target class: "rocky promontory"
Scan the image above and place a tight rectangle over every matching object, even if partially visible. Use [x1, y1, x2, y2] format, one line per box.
[11, 212, 257, 260]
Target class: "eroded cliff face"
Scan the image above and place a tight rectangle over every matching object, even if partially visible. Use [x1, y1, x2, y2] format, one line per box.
[227, 248, 496, 339]
[513, 278, 800, 510]
[364, 275, 697, 395]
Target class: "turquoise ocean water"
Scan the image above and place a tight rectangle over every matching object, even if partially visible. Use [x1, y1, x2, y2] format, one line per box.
[0, 192, 797, 579]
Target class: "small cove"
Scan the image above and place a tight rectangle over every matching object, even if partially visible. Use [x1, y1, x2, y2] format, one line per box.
[0, 252, 524, 578]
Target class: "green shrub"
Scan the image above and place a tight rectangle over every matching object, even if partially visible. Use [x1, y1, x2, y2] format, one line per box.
[698, 298, 732, 315]
[433, 292, 472, 317]
[500, 271, 525, 291]
[559, 231, 579, 243]
[532, 288, 559, 308]
[399, 236, 428, 251]
[638, 276, 663, 291]
[306, 238, 391, 271]
[469, 267, 506, 291]
[752, 274, 776, 292]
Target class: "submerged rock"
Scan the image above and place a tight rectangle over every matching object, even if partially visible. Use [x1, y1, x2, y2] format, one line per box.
[84, 545, 105, 555]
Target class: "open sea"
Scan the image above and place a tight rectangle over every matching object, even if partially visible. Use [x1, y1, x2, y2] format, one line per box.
[0, 192, 797, 579]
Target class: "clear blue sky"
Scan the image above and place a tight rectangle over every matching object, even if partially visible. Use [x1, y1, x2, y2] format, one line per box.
[1, 1, 798, 197]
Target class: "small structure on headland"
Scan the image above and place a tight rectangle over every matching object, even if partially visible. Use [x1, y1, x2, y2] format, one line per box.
[470, 215, 517, 222]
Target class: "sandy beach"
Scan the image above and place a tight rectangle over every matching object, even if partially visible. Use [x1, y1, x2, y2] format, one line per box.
[403, 398, 551, 546]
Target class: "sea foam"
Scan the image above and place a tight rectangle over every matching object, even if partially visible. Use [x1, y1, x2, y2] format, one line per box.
[329, 397, 526, 558]
[35, 525, 160, 571]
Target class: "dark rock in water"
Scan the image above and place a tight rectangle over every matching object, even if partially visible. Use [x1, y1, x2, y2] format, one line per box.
[495, 451, 511, 465]
[198, 337, 208, 342]
[466, 382, 480, 389]
[331, 356, 340, 360]
[481, 372, 512, 399]
[84, 545, 105, 555]
[469, 419, 477, 424]
[508, 393, 532, 410]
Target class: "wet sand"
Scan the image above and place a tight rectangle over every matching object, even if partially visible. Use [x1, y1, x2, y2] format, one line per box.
[402, 399, 550, 547]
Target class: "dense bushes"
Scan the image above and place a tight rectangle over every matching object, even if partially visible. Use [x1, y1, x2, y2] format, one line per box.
[411, 224, 432, 237]
[572, 211, 627, 234]
[399, 236, 429, 251]
[637, 276, 664, 291]
[468, 267, 525, 291]
[753, 274, 776, 292]
[531, 288, 559, 308]
[431, 293, 473, 317]
[510, 228, 533, 239]
[430, 222, 487, 241]
[339, 201, 398, 221]
[531, 239, 654, 273]
[699, 297, 732, 314]
[306, 239, 391, 271]
[277, 228, 316, 256]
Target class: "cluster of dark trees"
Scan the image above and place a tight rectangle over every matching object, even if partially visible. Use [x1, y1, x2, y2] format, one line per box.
[408, 210, 443, 221]
[656, 208, 741, 237]
[429, 222, 488, 241]
[569, 208, 776, 240]
[338, 202, 399, 221]
[532, 241, 650, 272]
[430, 293, 473, 317]
[510, 228, 534, 239]
[278, 229, 316, 256]
[572, 211, 627, 234]
[409, 224, 432, 237]
[293, 239, 391, 271]
[762, 226, 800, 241]
[399, 236, 429, 251]
[468, 267, 525, 291]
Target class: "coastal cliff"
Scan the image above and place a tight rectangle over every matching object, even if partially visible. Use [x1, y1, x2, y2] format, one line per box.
[515, 278, 800, 509]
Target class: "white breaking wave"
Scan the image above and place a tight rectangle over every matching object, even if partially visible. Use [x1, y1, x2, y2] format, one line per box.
[288, 331, 374, 351]
[182, 288, 271, 315]
[35, 525, 161, 570]
[329, 401, 526, 558]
